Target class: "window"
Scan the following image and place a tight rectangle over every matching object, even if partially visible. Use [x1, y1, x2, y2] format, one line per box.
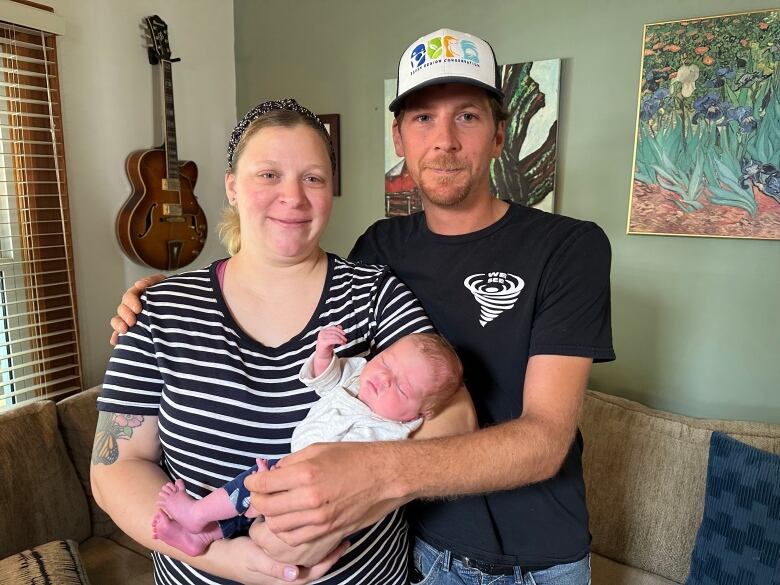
[1, 1, 81, 409]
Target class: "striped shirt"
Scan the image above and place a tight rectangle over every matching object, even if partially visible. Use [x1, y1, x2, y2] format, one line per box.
[98, 255, 432, 585]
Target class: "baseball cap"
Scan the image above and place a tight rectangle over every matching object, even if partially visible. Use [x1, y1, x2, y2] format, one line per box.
[389, 28, 504, 113]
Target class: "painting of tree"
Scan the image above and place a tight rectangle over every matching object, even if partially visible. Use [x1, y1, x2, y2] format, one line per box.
[491, 60, 559, 210]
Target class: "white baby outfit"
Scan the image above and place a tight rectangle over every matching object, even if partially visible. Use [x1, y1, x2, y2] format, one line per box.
[292, 354, 423, 452]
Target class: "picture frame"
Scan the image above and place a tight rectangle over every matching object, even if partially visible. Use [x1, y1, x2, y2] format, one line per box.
[628, 9, 780, 240]
[319, 114, 341, 196]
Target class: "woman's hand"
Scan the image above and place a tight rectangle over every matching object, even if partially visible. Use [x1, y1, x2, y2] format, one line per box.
[214, 535, 348, 584]
[109, 274, 165, 345]
[250, 520, 348, 567]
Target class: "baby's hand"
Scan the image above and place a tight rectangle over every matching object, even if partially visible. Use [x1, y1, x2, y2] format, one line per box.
[313, 326, 346, 376]
[316, 325, 347, 360]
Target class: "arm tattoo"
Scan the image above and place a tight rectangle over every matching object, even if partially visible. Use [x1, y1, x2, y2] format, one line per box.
[91, 412, 145, 465]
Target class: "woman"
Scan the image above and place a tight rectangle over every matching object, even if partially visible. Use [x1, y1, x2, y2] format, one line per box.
[91, 100, 449, 585]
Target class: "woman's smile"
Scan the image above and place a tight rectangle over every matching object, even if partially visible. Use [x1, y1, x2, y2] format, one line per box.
[267, 216, 311, 227]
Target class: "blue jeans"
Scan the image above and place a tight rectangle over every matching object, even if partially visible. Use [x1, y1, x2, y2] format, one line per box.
[410, 537, 591, 585]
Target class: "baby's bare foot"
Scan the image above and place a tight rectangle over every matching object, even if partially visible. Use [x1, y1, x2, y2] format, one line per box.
[157, 478, 210, 533]
[152, 510, 218, 557]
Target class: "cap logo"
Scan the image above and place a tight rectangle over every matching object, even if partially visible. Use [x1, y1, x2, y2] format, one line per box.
[410, 34, 480, 73]
[390, 29, 502, 113]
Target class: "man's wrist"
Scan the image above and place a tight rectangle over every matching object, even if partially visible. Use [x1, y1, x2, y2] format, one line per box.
[377, 441, 417, 502]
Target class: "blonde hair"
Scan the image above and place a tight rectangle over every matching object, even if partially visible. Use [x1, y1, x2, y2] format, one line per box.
[218, 206, 242, 257]
[218, 109, 335, 256]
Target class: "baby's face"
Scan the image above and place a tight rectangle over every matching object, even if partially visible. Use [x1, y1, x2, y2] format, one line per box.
[357, 337, 438, 422]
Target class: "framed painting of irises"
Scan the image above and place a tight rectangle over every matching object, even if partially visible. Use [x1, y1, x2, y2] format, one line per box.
[384, 59, 560, 217]
[628, 9, 780, 239]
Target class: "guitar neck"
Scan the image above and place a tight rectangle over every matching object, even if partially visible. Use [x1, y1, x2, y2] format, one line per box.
[160, 59, 180, 189]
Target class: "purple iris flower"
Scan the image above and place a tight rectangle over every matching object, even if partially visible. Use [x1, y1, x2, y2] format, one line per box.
[640, 89, 669, 121]
[693, 94, 728, 124]
[727, 106, 758, 133]
[708, 66, 737, 88]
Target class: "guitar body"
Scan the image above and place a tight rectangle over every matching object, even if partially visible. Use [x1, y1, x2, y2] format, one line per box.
[117, 147, 207, 270]
[117, 16, 208, 271]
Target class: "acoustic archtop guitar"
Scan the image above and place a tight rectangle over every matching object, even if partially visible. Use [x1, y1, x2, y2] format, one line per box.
[117, 15, 207, 271]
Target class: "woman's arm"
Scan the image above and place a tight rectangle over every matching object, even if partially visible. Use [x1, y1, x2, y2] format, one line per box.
[410, 386, 478, 440]
[90, 411, 340, 584]
[90, 412, 165, 549]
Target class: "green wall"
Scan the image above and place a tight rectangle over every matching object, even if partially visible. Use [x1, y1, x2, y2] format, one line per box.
[234, 0, 779, 423]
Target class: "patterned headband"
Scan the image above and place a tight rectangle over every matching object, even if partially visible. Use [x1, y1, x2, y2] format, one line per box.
[226, 98, 336, 172]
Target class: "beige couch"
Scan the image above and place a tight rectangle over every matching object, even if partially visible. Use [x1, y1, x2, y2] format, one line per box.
[2, 386, 778, 585]
[581, 390, 780, 584]
[0, 385, 153, 585]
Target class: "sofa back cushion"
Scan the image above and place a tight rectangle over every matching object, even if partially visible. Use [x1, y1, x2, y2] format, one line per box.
[580, 391, 780, 584]
[0, 400, 91, 558]
[57, 386, 119, 539]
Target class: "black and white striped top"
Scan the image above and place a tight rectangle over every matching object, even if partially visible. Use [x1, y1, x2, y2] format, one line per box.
[98, 255, 432, 585]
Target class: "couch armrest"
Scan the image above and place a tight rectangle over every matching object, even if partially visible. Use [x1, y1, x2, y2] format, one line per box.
[0, 540, 91, 585]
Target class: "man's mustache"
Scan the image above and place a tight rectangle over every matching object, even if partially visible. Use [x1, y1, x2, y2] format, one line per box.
[422, 156, 465, 171]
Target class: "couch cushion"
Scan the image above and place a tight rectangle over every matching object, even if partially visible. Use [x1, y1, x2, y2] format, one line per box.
[686, 432, 780, 585]
[581, 391, 780, 584]
[0, 539, 90, 585]
[0, 400, 91, 559]
[58, 386, 119, 539]
[79, 536, 153, 585]
[592, 552, 679, 585]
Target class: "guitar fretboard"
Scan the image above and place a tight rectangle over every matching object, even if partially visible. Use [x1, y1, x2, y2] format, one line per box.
[161, 60, 179, 183]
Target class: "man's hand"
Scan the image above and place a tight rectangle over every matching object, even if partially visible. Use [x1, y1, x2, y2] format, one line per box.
[109, 274, 165, 345]
[245, 442, 411, 546]
[312, 326, 347, 377]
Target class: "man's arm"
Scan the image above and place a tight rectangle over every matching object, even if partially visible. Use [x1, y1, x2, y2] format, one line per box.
[402, 354, 590, 494]
[246, 354, 591, 546]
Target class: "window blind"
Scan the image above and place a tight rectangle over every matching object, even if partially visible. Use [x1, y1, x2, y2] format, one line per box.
[0, 11, 81, 410]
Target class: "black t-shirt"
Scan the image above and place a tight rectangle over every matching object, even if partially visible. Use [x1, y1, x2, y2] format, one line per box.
[349, 202, 615, 567]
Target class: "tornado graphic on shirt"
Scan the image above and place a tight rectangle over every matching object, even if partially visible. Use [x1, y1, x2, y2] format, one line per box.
[463, 272, 525, 327]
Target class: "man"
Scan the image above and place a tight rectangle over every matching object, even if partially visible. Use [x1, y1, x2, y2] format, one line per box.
[113, 28, 614, 584]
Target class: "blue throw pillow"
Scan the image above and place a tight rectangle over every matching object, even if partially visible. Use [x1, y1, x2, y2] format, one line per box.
[686, 431, 780, 585]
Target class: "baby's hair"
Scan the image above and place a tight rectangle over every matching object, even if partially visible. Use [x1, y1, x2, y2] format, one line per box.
[407, 332, 463, 416]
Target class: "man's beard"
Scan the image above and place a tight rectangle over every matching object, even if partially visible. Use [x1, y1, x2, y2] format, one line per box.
[417, 155, 473, 207]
